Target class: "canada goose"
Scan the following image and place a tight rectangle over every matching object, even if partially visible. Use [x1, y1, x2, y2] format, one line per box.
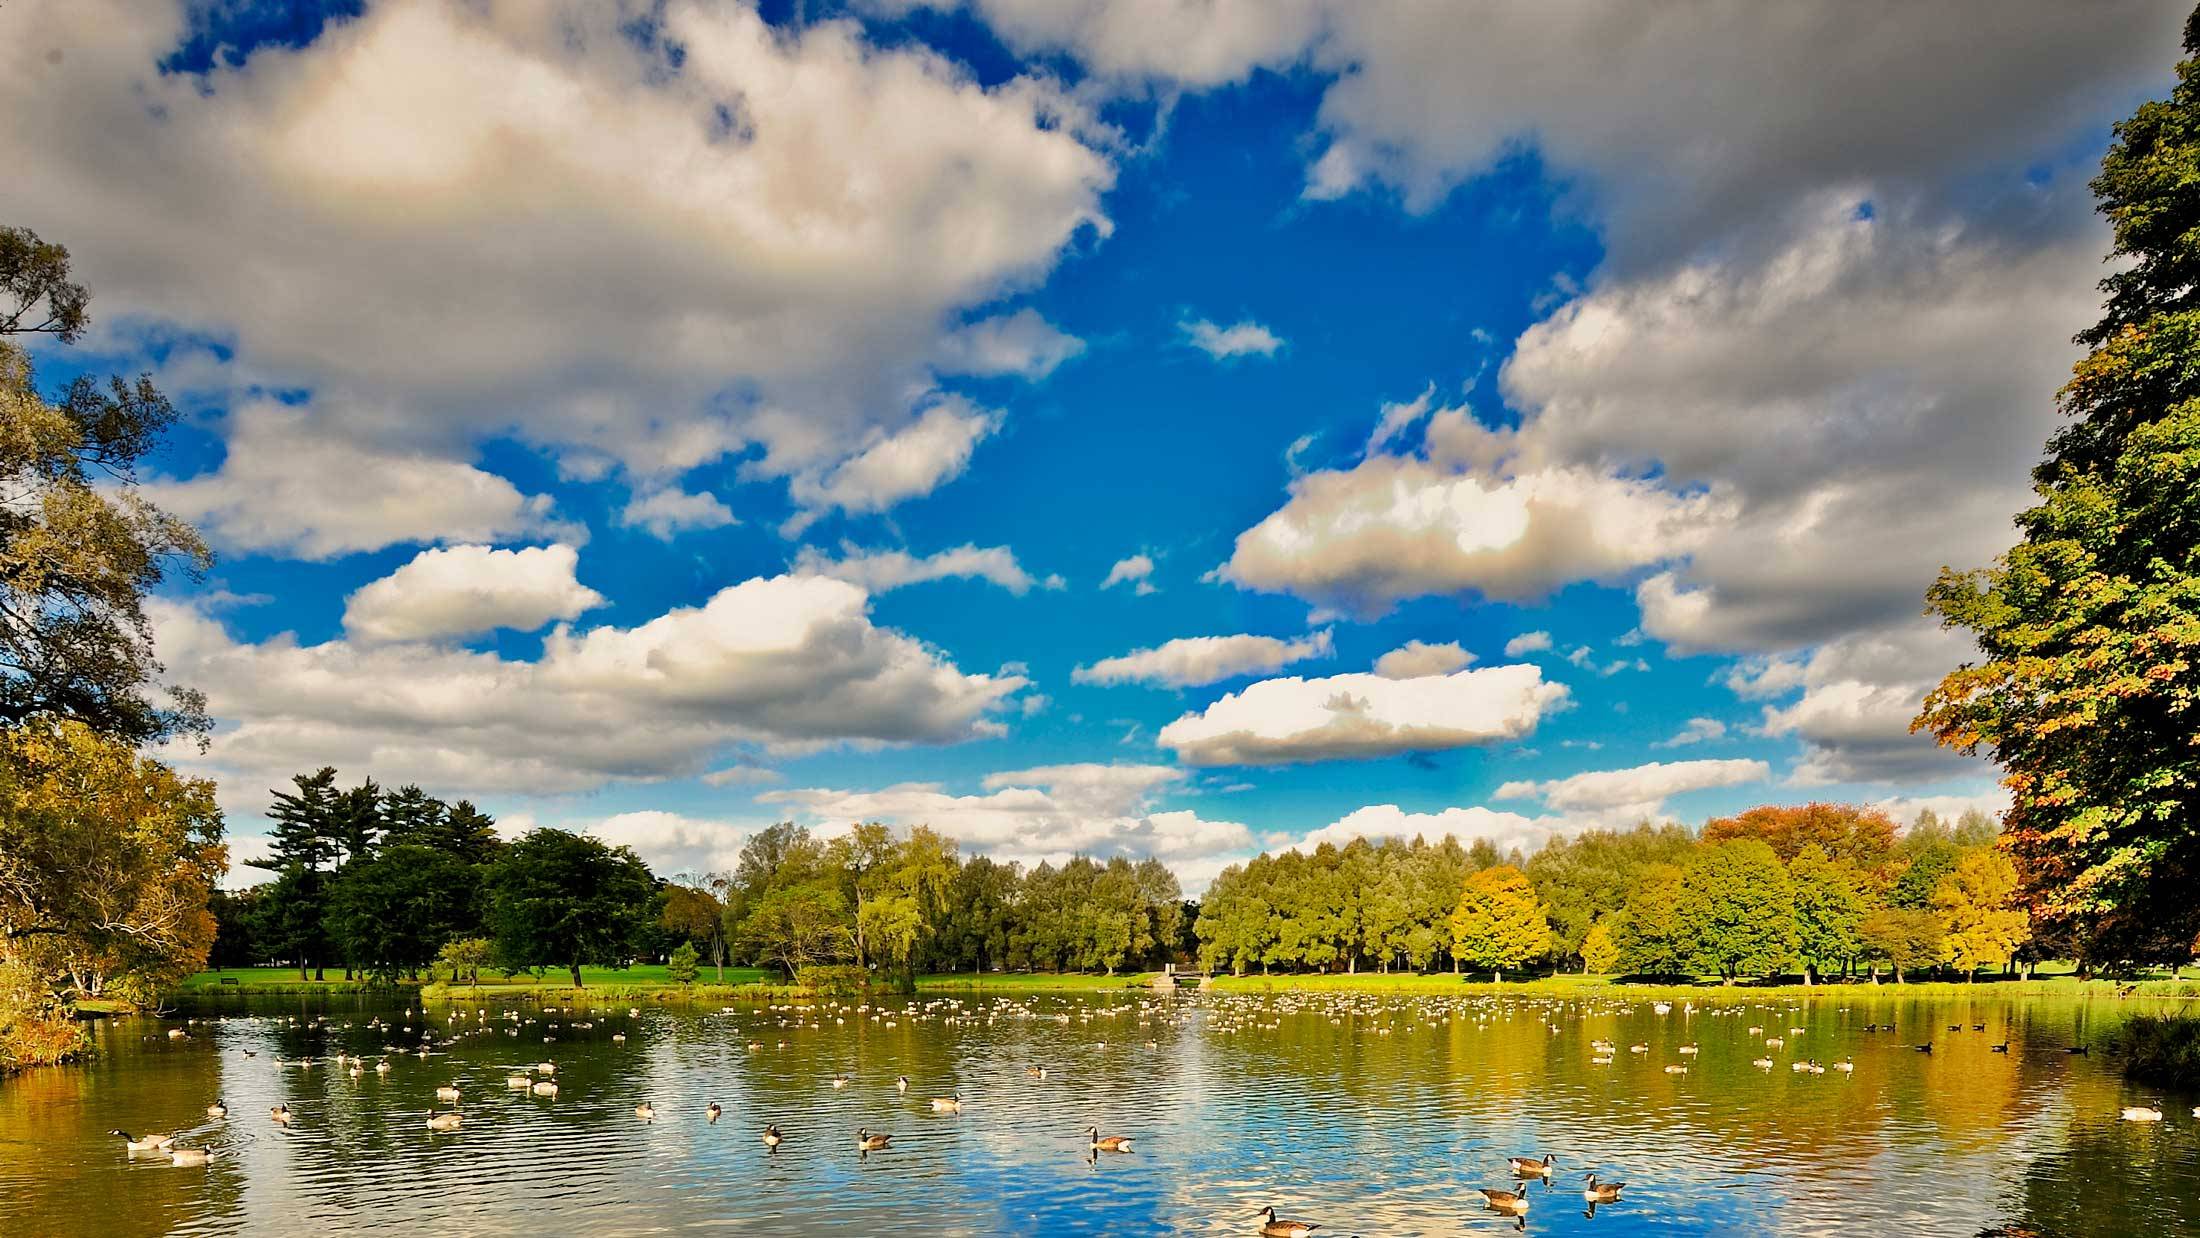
[1477, 1186, 1531, 1214]
[2121, 1105, 2166, 1122]
[1508, 1153, 1556, 1177]
[1913, 1043, 1934, 1054]
[1663, 1064, 1689, 1074]
[507, 1074, 532, 1089]
[1752, 1056, 1775, 1069]
[832, 1075, 850, 1089]
[375, 1059, 391, 1075]
[763, 1124, 784, 1150]
[1677, 1044, 1699, 1055]
[537, 1061, 557, 1074]
[1089, 1126, 1133, 1153]
[636, 1103, 656, 1121]
[1832, 1058, 1854, 1074]
[427, 1109, 463, 1132]
[856, 1127, 892, 1151]
[1026, 1065, 1048, 1079]
[1256, 1206, 1320, 1236]
[270, 1105, 294, 1125]
[110, 1130, 175, 1152]
[168, 1146, 211, 1167]
[612, 1033, 626, 1043]
[931, 1096, 963, 1113]
[1992, 1042, 2011, 1054]
[2068, 1045, 2090, 1055]
[532, 1080, 559, 1097]
[436, 1085, 461, 1103]
[206, 1099, 228, 1120]
[1582, 1174, 1625, 1203]
[896, 1076, 909, 1093]
[707, 1102, 723, 1123]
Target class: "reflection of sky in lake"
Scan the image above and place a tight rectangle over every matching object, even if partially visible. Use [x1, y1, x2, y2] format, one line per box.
[4, 991, 2198, 1235]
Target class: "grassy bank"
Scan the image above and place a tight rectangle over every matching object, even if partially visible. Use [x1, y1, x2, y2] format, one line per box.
[1206, 971, 2200, 1000]
[2116, 1015, 2200, 1086]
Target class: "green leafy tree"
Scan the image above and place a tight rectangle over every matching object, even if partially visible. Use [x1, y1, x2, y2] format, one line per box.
[0, 228, 210, 747]
[435, 937, 492, 989]
[660, 882, 728, 980]
[1917, 13, 2200, 963]
[739, 882, 852, 980]
[1449, 865, 1551, 983]
[1675, 840, 1796, 984]
[666, 941, 700, 986]
[1860, 908, 1945, 982]
[1617, 863, 1690, 975]
[324, 844, 475, 984]
[1527, 824, 1699, 966]
[484, 828, 655, 988]
[1788, 844, 1870, 984]
[1579, 918, 1621, 975]
[1932, 849, 2030, 980]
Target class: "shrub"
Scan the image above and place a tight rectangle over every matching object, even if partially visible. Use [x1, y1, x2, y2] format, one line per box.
[2115, 1015, 2200, 1087]
[797, 964, 870, 997]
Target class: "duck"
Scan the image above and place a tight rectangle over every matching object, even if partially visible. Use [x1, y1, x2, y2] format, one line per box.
[1582, 1173, 1625, 1203]
[1089, 1126, 1133, 1153]
[635, 1103, 656, 1121]
[931, 1096, 963, 1113]
[856, 1127, 892, 1151]
[707, 1102, 723, 1123]
[206, 1099, 228, 1120]
[269, 1105, 294, 1125]
[763, 1123, 784, 1150]
[1256, 1206, 1320, 1236]
[427, 1109, 463, 1132]
[1508, 1153, 1557, 1177]
[2121, 1105, 2166, 1122]
[110, 1130, 175, 1153]
[167, 1146, 211, 1167]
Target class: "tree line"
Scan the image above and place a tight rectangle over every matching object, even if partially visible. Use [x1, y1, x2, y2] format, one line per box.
[1197, 804, 2045, 984]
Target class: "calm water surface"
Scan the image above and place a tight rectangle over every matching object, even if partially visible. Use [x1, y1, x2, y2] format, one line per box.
[4, 989, 2198, 1236]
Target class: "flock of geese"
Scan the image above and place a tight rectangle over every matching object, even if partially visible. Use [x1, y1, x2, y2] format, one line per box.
[104, 988, 2178, 1231]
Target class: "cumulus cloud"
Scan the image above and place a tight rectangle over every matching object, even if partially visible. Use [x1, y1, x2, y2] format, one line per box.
[1074, 630, 1333, 688]
[148, 400, 576, 559]
[935, 307, 1086, 379]
[618, 488, 738, 540]
[1653, 717, 1728, 749]
[1290, 802, 1577, 857]
[950, 0, 1322, 88]
[589, 811, 757, 879]
[342, 544, 605, 643]
[1220, 404, 1732, 616]
[792, 543, 1060, 594]
[1371, 640, 1473, 679]
[1101, 554, 1157, 593]
[153, 574, 1024, 817]
[1158, 663, 1566, 766]
[4, 0, 1113, 528]
[1503, 631, 1553, 658]
[762, 762, 1251, 889]
[1751, 625, 1988, 786]
[783, 397, 1000, 531]
[1180, 317, 1285, 359]
[1495, 757, 1769, 822]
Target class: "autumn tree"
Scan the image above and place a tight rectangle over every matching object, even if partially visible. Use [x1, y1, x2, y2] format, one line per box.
[0, 228, 210, 747]
[1860, 908, 1944, 983]
[1675, 841, 1796, 984]
[1580, 918, 1621, 975]
[0, 721, 224, 1063]
[1932, 849, 2030, 980]
[1789, 844, 1870, 984]
[1917, 12, 2200, 964]
[1449, 865, 1551, 983]
[1703, 803, 1896, 874]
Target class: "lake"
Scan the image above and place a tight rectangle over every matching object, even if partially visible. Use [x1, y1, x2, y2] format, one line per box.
[3, 988, 2197, 1235]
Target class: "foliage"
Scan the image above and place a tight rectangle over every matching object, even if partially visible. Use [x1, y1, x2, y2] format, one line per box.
[661, 882, 727, 979]
[484, 828, 656, 988]
[666, 941, 700, 986]
[1579, 918, 1621, 974]
[1788, 844, 1870, 982]
[0, 720, 224, 1018]
[0, 229, 209, 746]
[1617, 864, 1690, 974]
[1918, 15, 2200, 966]
[1526, 824, 1698, 962]
[1704, 803, 1897, 874]
[1448, 865, 1551, 980]
[739, 880, 853, 980]
[1860, 908, 1945, 981]
[434, 937, 492, 988]
[324, 844, 478, 984]
[2114, 1014, 2200, 1087]
[797, 963, 870, 997]
[1932, 849, 2030, 978]
[1674, 841, 1796, 982]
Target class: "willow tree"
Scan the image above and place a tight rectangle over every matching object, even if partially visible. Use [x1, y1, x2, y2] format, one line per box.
[1918, 11, 2200, 965]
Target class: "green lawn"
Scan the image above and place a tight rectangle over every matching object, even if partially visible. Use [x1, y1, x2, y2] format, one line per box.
[914, 971, 1159, 991]
[174, 964, 770, 993]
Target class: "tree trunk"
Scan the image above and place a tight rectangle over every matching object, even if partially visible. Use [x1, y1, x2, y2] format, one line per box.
[569, 962, 584, 988]
[299, 958, 308, 981]
[1803, 963, 1815, 987]
[1493, 967, 1502, 985]
[313, 964, 324, 981]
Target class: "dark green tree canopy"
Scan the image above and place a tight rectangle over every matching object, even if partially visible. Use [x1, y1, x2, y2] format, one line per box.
[485, 828, 656, 988]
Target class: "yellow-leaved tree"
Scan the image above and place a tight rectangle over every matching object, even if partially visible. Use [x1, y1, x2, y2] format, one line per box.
[1931, 849, 2029, 981]
[1449, 865, 1552, 984]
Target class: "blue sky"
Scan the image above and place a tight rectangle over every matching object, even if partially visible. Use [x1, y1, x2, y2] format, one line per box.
[2, 1, 2185, 888]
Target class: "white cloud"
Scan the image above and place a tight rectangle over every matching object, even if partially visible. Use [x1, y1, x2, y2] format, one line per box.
[935, 307, 1085, 379]
[342, 544, 605, 643]
[955, 0, 1322, 88]
[1074, 630, 1333, 688]
[1221, 404, 1732, 615]
[1503, 631, 1553, 658]
[1158, 663, 1566, 766]
[589, 811, 756, 879]
[1495, 757, 1769, 822]
[1871, 789, 2010, 832]
[1291, 802, 1576, 857]
[4, 0, 1114, 525]
[1653, 717, 1727, 749]
[1365, 384, 1434, 454]
[618, 487, 737, 540]
[1371, 640, 1472, 679]
[1180, 317, 1285, 359]
[153, 574, 1024, 817]
[148, 400, 575, 559]
[783, 397, 999, 531]
[792, 542, 1058, 595]
[1751, 625, 1986, 786]
[1100, 553, 1157, 594]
